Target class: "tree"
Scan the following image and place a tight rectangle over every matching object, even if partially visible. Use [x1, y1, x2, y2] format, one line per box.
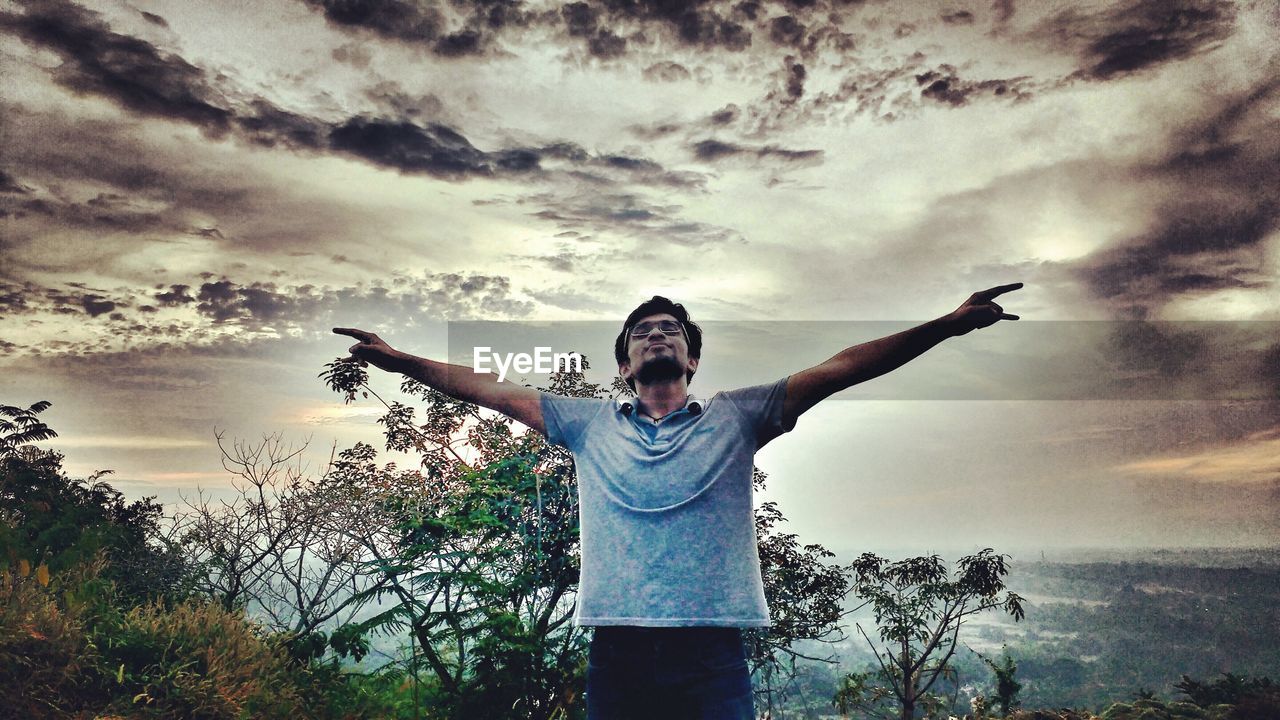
[1176, 672, 1277, 707]
[322, 358, 591, 719]
[975, 644, 1022, 717]
[173, 431, 389, 659]
[0, 401, 58, 459]
[834, 550, 1025, 720]
[1, 401, 191, 604]
[749, 468, 850, 715]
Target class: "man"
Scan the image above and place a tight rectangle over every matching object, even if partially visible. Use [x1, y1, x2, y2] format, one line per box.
[333, 282, 1021, 719]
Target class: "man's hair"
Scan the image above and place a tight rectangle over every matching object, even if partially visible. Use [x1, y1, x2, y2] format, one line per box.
[614, 296, 703, 391]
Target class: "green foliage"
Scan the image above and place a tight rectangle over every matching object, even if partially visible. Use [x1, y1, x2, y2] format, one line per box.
[0, 400, 59, 456]
[1175, 673, 1275, 708]
[749, 469, 851, 713]
[0, 403, 433, 718]
[977, 644, 1023, 716]
[1006, 710, 1102, 720]
[1172, 673, 1280, 720]
[0, 558, 109, 716]
[981, 559, 1280, 711]
[1, 553, 419, 719]
[324, 356, 589, 719]
[97, 598, 308, 718]
[1099, 698, 1222, 719]
[1, 403, 192, 605]
[837, 549, 1025, 720]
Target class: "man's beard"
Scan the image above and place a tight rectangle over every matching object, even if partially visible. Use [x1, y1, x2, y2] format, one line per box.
[635, 356, 685, 385]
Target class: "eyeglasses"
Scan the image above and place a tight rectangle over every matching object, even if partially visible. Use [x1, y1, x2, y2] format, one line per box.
[629, 320, 683, 337]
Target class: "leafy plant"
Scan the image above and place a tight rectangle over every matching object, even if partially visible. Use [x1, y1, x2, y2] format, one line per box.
[835, 549, 1025, 720]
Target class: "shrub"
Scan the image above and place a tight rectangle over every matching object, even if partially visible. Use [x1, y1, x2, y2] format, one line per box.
[97, 599, 307, 719]
[0, 559, 108, 716]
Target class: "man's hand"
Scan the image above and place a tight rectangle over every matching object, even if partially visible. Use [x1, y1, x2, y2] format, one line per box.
[331, 327, 547, 435]
[333, 328, 405, 373]
[941, 283, 1022, 337]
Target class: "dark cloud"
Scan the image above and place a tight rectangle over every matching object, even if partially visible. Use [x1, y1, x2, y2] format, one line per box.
[0, 189, 174, 235]
[0, 170, 32, 194]
[25, 284, 133, 320]
[784, 57, 806, 99]
[588, 29, 627, 58]
[571, 0, 863, 58]
[915, 65, 1033, 107]
[609, 2, 752, 51]
[233, 100, 326, 150]
[155, 284, 196, 307]
[743, 46, 1045, 132]
[691, 139, 824, 169]
[562, 2, 598, 36]
[769, 14, 806, 46]
[299, 0, 880, 61]
[0, 105, 388, 279]
[139, 10, 168, 27]
[1034, 0, 1236, 81]
[301, 0, 547, 58]
[81, 295, 117, 317]
[0, 2, 691, 187]
[328, 117, 501, 178]
[0, 0, 232, 134]
[0, 280, 36, 315]
[709, 104, 739, 125]
[196, 279, 312, 324]
[302, 0, 444, 43]
[519, 191, 742, 247]
[434, 28, 483, 57]
[940, 10, 975, 25]
[552, 146, 708, 189]
[1073, 77, 1280, 315]
[692, 139, 741, 161]
[2, 273, 535, 357]
[599, 155, 662, 173]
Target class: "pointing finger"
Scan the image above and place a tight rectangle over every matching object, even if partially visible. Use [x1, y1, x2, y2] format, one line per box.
[333, 327, 372, 342]
[1000, 313, 1020, 321]
[976, 282, 1024, 300]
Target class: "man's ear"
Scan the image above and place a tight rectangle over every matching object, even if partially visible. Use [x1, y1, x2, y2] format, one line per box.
[619, 362, 632, 382]
[687, 357, 699, 375]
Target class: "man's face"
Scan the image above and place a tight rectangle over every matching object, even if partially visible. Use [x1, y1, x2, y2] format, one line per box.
[619, 312, 699, 388]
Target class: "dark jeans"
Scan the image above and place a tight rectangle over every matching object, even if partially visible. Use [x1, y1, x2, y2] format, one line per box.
[585, 626, 754, 720]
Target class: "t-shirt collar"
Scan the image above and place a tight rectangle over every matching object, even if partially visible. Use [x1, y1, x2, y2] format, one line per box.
[616, 394, 703, 416]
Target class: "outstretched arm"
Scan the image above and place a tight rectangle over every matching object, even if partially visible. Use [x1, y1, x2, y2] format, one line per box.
[332, 328, 545, 436]
[782, 283, 1022, 426]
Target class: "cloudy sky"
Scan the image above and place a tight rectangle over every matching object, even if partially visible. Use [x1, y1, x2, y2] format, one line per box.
[3, 0, 1279, 555]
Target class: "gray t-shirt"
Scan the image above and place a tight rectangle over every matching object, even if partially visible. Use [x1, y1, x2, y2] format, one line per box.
[540, 377, 793, 627]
